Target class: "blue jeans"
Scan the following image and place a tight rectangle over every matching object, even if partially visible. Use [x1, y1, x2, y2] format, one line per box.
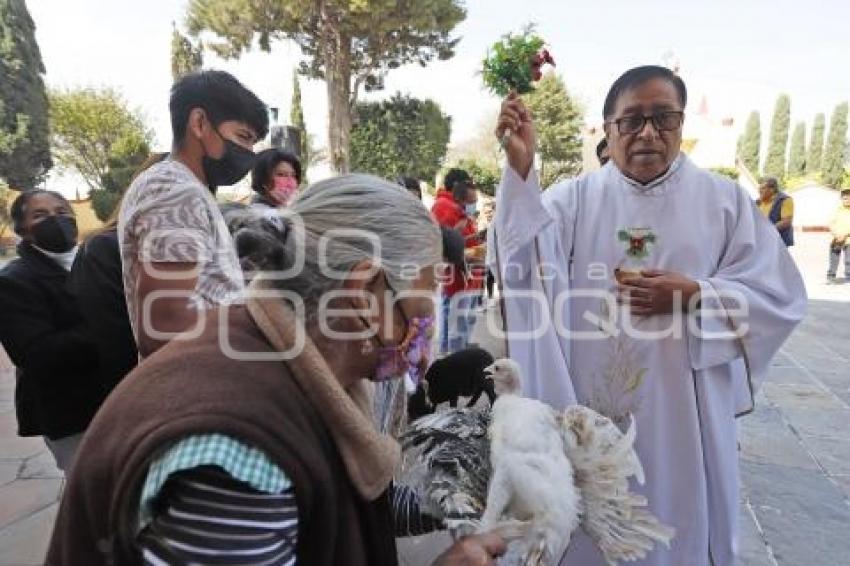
[440, 292, 479, 354]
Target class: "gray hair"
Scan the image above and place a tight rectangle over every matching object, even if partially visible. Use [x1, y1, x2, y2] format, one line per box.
[233, 173, 441, 313]
[759, 176, 779, 190]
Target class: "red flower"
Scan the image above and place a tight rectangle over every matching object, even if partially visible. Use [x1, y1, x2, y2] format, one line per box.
[530, 48, 555, 82]
[630, 237, 645, 253]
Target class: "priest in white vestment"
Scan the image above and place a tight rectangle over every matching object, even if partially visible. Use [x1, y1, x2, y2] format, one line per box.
[491, 66, 806, 566]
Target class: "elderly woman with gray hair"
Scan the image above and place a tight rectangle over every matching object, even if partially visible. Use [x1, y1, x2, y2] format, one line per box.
[47, 174, 506, 566]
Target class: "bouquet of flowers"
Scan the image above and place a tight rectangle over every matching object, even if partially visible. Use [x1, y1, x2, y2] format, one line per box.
[481, 25, 555, 96]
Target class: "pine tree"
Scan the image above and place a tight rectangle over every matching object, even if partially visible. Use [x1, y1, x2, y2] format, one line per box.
[171, 23, 203, 81]
[806, 113, 825, 174]
[822, 102, 849, 189]
[738, 111, 761, 174]
[187, 0, 465, 172]
[0, 0, 52, 190]
[289, 70, 309, 168]
[524, 73, 584, 187]
[787, 122, 806, 178]
[764, 94, 791, 179]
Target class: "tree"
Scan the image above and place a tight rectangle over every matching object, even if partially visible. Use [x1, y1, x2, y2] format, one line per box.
[738, 111, 761, 174]
[0, 181, 12, 241]
[49, 88, 153, 220]
[806, 113, 826, 174]
[0, 0, 52, 190]
[763, 94, 791, 179]
[350, 93, 450, 181]
[448, 158, 500, 197]
[171, 23, 203, 81]
[787, 122, 806, 178]
[523, 73, 583, 187]
[823, 102, 849, 189]
[186, 0, 466, 173]
[290, 69, 309, 169]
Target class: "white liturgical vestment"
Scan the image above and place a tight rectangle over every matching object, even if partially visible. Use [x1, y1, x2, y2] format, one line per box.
[491, 154, 806, 566]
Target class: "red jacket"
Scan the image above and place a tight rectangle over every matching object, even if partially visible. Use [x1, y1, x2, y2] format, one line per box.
[431, 190, 483, 297]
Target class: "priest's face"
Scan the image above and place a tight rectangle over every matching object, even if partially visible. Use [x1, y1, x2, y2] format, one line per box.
[605, 78, 684, 184]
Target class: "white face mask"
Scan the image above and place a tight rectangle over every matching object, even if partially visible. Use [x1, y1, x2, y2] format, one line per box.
[32, 244, 79, 271]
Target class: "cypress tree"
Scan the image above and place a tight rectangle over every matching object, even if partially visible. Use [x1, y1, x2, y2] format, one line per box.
[290, 70, 309, 168]
[738, 111, 761, 174]
[822, 102, 849, 189]
[764, 94, 791, 179]
[787, 122, 806, 178]
[0, 0, 52, 190]
[806, 113, 825, 174]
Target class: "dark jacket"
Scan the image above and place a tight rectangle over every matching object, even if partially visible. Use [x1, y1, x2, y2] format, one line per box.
[768, 192, 794, 247]
[0, 241, 102, 438]
[47, 306, 397, 566]
[68, 229, 138, 392]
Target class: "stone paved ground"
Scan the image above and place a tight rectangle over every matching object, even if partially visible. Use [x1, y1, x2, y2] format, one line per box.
[0, 233, 848, 565]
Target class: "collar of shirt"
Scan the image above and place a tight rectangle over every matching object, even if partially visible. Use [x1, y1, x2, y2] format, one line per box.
[615, 152, 686, 193]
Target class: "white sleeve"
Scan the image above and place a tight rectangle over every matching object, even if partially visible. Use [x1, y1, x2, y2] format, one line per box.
[687, 185, 806, 392]
[494, 166, 553, 264]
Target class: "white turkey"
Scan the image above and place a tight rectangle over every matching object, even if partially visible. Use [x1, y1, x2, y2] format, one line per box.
[400, 358, 674, 565]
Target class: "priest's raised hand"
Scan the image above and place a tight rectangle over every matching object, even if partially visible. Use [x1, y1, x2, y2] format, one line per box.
[495, 91, 536, 180]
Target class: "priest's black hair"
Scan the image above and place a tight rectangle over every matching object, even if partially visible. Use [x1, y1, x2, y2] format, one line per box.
[603, 66, 687, 119]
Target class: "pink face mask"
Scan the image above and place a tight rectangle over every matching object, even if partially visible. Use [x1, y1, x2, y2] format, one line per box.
[373, 315, 434, 385]
[268, 176, 298, 206]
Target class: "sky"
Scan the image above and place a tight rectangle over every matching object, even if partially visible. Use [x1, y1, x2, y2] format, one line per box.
[25, 0, 850, 195]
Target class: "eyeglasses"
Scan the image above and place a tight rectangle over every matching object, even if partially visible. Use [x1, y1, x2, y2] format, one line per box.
[607, 111, 684, 135]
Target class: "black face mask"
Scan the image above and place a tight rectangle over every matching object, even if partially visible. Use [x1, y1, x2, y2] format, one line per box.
[31, 215, 78, 253]
[202, 130, 257, 190]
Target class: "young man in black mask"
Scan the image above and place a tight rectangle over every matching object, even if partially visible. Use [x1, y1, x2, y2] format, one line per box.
[117, 70, 268, 357]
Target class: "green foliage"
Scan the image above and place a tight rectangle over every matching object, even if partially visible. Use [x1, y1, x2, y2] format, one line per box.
[787, 122, 806, 178]
[523, 73, 583, 187]
[764, 94, 791, 179]
[0, 180, 11, 239]
[823, 102, 849, 189]
[448, 158, 500, 197]
[806, 113, 825, 174]
[738, 111, 760, 174]
[49, 88, 153, 219]
[784, 175, 815, 190]
[0, 0, 52, 189]
[709, 167, 740, 181]
[171, 23, 203, 81]
[481, 25, 544, 96]
[350, 93, 451, 181]
[289, 70, 309, 172]
[186, 0, 466, 172]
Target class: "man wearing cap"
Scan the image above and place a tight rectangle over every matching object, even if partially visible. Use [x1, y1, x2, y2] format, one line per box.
[827, 188, 850, 283]
[431, 168, 484, 352]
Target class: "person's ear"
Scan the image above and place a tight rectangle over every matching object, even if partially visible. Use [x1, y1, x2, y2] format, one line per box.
[187, 108, 207, 140]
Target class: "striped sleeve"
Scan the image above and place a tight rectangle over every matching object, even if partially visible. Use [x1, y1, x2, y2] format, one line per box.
[391, 484, 444, 537]
[138, 466, 298, 565]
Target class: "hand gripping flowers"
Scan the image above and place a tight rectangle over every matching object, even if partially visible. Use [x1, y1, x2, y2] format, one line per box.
[482, 25, 555, 148]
